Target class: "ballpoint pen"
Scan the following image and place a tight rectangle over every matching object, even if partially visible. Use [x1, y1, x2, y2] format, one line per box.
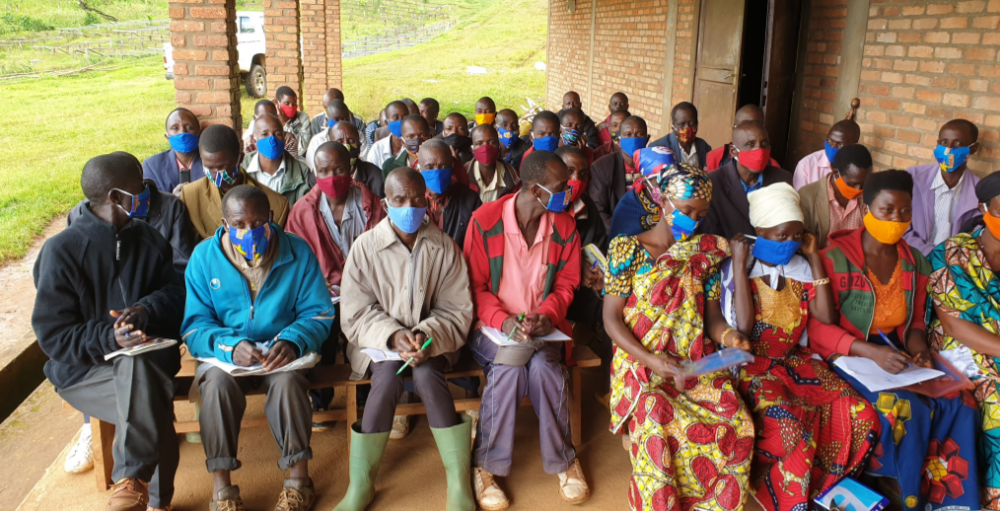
[506, 312, 527, 341]
[397, 337, 434, 375]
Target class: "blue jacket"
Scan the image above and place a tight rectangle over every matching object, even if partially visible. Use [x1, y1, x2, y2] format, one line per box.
[649, 132, 711, 169]
[143, 148, 204, 192]
[182, 223, 335, 363]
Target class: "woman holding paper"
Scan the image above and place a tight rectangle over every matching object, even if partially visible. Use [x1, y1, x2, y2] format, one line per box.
[721, 183, 880, 511]
[603, 151, 755, 511]
[809, 170, 981, 511]
[927, 172, 1000, 511]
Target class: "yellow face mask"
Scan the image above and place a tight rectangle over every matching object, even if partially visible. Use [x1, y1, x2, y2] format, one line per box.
[863, 211, 910, 245]
[475, 113, 496, 126]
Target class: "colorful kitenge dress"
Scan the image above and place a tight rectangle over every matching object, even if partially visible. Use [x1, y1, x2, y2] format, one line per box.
[929, 231, 1000, 510]
[606, 234, 754, 511]
[721, 263, 880, 511]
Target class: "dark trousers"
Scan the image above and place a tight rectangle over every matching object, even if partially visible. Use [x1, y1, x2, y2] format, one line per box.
[361, 355, 458, 434]
[566, 287, 612, 394]
[310, 307, 341, 411]
[57, 352, 180, 508]
[197, 365, 313, 472]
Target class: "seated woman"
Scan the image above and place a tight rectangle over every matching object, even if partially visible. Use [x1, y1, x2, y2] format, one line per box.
[809, 170, 981, 511]
[603, 162, 755, 511]
[721, 182, 880, 511]
[928, 172, 1000, 511]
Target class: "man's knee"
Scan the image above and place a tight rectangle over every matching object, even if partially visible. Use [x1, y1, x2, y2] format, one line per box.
[527, 353, 563, 383]
[411, 361, 448, 396]
[266, 370, 310, 398]
[199, 367, 242, 399]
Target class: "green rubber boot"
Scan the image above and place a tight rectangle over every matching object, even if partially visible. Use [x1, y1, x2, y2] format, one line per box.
[333, 422, 390, 511]
[430, 413, 476, 511]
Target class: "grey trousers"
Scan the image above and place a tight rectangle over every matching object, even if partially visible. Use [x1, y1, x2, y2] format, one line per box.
[361, 355, 458, 434]
[57, 353, 179, 508]
[197, 366, 313, 472]
[470, 330, 576, 476]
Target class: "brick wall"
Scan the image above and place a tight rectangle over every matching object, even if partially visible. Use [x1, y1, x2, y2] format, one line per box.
[300, 0, 342, 112]
[168, 0, 243, 130]
[670, 0, 697, 105]
[546, 0, 592, 112]
[858, 0, 1000, 175]
[263, 0, 303, 100]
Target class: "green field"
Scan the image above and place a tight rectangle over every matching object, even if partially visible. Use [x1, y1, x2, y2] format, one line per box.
[0, 0, 547, 263]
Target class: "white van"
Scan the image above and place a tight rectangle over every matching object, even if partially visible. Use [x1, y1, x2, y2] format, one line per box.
[163, 11, 267, 97]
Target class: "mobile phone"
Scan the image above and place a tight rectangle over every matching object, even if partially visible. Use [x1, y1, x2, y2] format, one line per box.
[179, 169, 191, 183]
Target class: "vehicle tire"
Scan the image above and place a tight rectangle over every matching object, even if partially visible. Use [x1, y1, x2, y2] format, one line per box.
[245, 64, 266, 98]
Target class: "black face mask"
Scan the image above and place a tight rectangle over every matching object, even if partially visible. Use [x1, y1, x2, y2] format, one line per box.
[442, 133, 472, 152]
[346, 145, 361, 160]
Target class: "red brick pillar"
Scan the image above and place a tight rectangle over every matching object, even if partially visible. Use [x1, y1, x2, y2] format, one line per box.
[300, 0, 342, 112]
[168, 0, 242, 130]
[263, 0, 303, 102]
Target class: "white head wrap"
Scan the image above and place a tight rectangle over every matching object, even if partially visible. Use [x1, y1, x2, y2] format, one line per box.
[747, 182, 804, 228]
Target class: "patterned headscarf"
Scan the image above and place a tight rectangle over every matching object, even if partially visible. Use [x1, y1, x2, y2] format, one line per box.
[660, 162, 712, 201]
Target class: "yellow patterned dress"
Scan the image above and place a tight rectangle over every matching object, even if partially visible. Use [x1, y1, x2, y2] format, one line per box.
[606, 234, 754, 511]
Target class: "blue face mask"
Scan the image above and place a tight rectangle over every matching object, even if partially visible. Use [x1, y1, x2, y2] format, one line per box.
[498, 127, 519, 149]
[536, 183, 570, 212]
[532, 135, 559, 152]
[667, 199, 699, 240]
[619, 137, 648, 158]
[256, 135, 285, 160]
[751, 236, 802, 266]
[228, 221, 272, 262]
[386, 204, 427, 234]
[327, 118, 336, 128]
[168, 132, 200, 154]
[934, 144, 971, 173]
[388, 120, 403, 138]
[114, 185, 152, 218]
[824, 140, 839, 165]
[421, 167, 453, 195]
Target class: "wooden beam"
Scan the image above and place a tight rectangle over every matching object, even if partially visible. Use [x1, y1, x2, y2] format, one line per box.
[0, 335, 48, 424]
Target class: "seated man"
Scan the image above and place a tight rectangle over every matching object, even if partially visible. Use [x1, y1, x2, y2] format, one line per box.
[421, 138, 482, 247]
[594, 91, 630, 143]
[518, 110, 561, 164]
[273, 85, 312, 158]
[143, 107, 203, 194]
[705, 104, 779, 170]
[34, 152, 184, 511]
[497, 108, 531, 170]
[338, 167, 475, 511]
[469, 96, 497, 129]
[699, 121, 792, 238]
[181, 124, 288, 239]
[464, 150, 590, 509]
[242, 113, 312, 206]
[560, 91, 600, 149]
[904, 118, 982, 254]
[324, 121, 385, 198]
[183, 185, 333, 510]
[305, 99, 356, 168]
[800, 143, 872, 248]
[364, 108, 385, 148]
[419, 97, 444, 135]
[557, 108, 596, 165]
[650, 101, 712, 168]
[468, 123, 520, 203]
[793, 118, 861, 189]
[440, 112, 474, 165]
[310, 87, 366, 138]
[589, 115, 649, 230]
[592, 110, 629, 161]
[365, 100, 409, 169]
[402, 97, 420, 115]
[382, 114, 429, 178]
[243, 99, 300, 155]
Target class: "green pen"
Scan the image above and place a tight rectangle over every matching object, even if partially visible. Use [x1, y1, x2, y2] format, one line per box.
[396, 337, 434, 375]
[505, 312, 527, 341]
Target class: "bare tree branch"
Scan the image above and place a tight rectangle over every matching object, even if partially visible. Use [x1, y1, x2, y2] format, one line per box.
[78, 0, 117, 23]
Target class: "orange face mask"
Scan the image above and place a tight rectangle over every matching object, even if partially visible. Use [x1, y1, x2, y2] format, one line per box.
[982, 209, 1000, 240]
[863, 211, 910, 245]
[834, 175, 863, 200]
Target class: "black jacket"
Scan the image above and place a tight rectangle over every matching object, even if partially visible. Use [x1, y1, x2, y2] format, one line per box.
[508, 138, 532, 173]
[576, 194, 609, 253]
[588, 151, 628, 231]
[697, 160, 793, 239]
[32, 206, 185, 389]
[439, 184, 482, 248]
[67, 181, 197, 273]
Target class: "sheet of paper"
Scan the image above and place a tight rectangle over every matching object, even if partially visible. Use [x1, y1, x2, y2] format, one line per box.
[361, 348, 404, 362]
[833, 356, 944, 393]
[104, 338, 178, 361]
[197, 352, 320, 376]
[937, 346, 983, 379]
[331, 296, 342, 305]
[481, 326, 571, 346]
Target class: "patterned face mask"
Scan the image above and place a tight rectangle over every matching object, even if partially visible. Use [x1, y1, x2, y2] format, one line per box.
[227, 221, 272, 262]
[113, 185, 151, 218]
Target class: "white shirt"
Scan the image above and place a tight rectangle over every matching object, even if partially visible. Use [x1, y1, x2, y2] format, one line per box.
[246, 153, 287, 193]
[930, 169, 966, 246]
[679, 143, 699, 166]
[365, 136, 396, 170]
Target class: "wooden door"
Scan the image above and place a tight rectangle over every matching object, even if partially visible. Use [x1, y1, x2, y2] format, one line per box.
[692, 0, 747, 149]
[761, 0, 802, 164]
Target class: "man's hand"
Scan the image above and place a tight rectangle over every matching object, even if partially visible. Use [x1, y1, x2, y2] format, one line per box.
[526, 314, 554, 337]
[391, 329, 426, 367]
[263, 341, 297, 371]
[582, 265, 605, 293]
[110, 306, 149, 348]
[730, 233, 752, 267]
[501, 315, 531, 343]
[870, 345, 913, 374]
[233, 340, 263, 367]
[649, 354, 686, 389]
[800, 232, 819, 256]
[172, 183, 186, 197]
[406, 331, 431, 368]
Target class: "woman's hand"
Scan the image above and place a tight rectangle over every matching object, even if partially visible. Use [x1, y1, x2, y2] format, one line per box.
[911, 349, 934, 369]
[723, 329, 752, 351]
[649, 354, 686, 389]
[731, 233, 752, 267]
[501, 315, 531, 342]
[869, 345, 913, 374]
[800, 232, 819, 256]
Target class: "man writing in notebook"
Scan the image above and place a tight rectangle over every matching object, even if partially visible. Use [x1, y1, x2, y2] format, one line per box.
[181, 185, 334, 511]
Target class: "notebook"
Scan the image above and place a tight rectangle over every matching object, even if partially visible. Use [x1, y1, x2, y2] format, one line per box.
[196, 352, 320, 376]
[833, 356, 944, 393]
[104, 338, 178, 361]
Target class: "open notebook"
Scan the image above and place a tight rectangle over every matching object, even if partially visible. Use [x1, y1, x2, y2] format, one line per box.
[197, 352, 320, 376]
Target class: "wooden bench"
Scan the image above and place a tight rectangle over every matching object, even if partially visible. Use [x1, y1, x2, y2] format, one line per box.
[91, 345, 601, 490]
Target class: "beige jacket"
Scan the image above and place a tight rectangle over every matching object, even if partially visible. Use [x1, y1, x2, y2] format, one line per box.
[180, 175, 289, 240]
[341, 218, 473, 378]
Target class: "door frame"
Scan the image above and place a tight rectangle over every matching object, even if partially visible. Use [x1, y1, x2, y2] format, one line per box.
[691, 0, 742, 132]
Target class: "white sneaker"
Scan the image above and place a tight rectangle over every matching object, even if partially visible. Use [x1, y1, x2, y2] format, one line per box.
[465, 410, 479, 441]
[557, 458, 590, 504]
[473, 467, 510, 511]
[64, 424, 94, 473]
[389, 415, 409, 439]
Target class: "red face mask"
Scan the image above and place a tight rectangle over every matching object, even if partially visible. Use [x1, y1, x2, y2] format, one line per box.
[674, 126, 696, 144]
[736, 147, 771, 172]
[278, 103, 297, 119]
[316, 175, 351, 199]
[567, 179, 588, 203]
[473, 144, 500, 166]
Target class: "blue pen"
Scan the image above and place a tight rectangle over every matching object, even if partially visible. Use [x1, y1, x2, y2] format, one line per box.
[877, 328, 913, 368]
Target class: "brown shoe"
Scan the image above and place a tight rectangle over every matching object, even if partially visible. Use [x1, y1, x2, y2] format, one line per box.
[275, 478, 316, 511]
[557, 458, 591, 504]
[107, 478, 148, 511]
[210, 486, 246, 511]
[473, 468, 510, 511]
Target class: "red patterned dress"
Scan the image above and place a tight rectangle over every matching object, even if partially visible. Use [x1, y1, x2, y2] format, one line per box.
[737, 276, 881, 511]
